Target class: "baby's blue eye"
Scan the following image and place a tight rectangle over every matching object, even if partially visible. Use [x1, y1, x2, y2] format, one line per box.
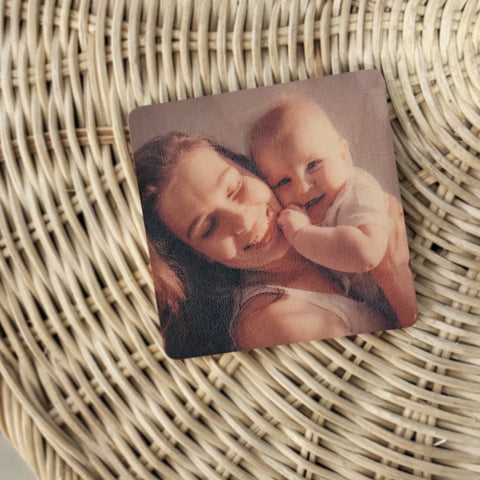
[274, 177, 291, 188]
[307, 160, 320, 170]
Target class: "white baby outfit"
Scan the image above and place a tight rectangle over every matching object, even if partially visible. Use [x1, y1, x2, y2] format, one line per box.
[321, 168, 394, 313]
[322, 167, 387, 230]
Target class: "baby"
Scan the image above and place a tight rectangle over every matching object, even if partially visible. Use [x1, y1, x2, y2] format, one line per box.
[248, 97, 417, 327]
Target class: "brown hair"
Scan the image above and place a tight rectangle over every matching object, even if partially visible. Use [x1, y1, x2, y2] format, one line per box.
[134, 133, 204, 328]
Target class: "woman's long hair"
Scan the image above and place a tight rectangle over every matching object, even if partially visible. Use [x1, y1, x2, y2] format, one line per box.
[134, 132, 261, 358]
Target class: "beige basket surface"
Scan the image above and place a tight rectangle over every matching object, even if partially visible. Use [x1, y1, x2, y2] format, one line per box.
[1, 1, 479, 479]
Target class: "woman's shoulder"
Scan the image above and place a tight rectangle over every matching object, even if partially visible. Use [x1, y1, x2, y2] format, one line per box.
[231, 285, 282, 349]
[232, 286, 351, 351]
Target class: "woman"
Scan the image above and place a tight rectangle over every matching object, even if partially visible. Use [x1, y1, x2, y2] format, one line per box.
[135, 132, 399, 358]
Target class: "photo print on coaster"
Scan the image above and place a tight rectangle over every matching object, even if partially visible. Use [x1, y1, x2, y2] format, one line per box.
[129, 70, 418, 359]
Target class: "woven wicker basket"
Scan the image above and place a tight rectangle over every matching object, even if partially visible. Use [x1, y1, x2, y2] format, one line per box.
[1, 1, 479, 479]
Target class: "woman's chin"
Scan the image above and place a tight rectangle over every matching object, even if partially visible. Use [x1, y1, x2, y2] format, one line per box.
[226, 225, 290, 271]
[252, 226, 291, 270]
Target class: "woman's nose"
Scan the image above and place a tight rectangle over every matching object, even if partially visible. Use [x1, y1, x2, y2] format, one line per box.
[223, 207, 250, 235]
[232, 212, 249, 235]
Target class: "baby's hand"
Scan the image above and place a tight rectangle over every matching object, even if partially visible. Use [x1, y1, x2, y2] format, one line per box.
[278, 204, 311, 243]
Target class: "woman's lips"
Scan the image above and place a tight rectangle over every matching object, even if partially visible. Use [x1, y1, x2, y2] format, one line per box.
[244, 207, 275, 251]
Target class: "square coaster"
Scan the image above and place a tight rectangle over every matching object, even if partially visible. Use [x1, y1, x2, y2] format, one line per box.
[129, 71, 417, 359]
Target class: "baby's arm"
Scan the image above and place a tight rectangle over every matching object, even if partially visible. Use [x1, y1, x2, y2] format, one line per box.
[278, 205, 388, 273]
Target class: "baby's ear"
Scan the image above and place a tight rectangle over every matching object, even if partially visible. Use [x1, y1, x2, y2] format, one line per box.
[340, 139, 352, 166]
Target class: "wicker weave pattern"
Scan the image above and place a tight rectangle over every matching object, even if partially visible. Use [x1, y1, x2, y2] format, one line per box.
[0, 1, 479, 479]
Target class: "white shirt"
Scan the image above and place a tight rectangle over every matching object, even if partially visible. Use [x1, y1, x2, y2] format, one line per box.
[322, 167, 388, 229]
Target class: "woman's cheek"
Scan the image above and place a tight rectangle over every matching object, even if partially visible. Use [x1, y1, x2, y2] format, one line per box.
[208, 238, 238, 264]
[250, 178, 273, 202]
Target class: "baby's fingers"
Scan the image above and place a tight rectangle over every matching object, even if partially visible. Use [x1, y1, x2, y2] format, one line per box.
[277, 209, 292, 226]
[286, 203, 305, 213]
[277, 213, 297, 242]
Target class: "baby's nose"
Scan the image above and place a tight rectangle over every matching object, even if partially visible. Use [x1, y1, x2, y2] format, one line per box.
[297, 176, 311, 194]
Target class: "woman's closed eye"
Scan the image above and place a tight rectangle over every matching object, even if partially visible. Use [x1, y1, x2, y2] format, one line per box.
[228, 180, 243, 200]
[200, 179, 242, 239]
[201, 217, 217, 238]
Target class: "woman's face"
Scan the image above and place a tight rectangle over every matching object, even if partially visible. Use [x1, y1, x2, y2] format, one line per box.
[156, 145, 290, 270]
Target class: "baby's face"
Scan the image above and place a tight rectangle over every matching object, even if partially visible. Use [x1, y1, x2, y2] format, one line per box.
[255, 115, 353, 224]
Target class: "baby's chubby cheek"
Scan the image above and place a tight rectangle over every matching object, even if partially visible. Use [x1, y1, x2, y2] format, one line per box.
[273, 188, 294, 209]
[306, 208, 326, 226]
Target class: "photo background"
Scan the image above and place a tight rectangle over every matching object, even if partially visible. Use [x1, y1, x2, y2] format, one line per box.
[129, 70, 400, 198]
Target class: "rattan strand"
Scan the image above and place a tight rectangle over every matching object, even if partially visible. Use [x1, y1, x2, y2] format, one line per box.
[1, 1, 479, 479]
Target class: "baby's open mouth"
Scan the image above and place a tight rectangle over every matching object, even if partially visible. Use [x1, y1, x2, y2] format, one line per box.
[244, 207, 274, 251]
[305, 194, 326, 210]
